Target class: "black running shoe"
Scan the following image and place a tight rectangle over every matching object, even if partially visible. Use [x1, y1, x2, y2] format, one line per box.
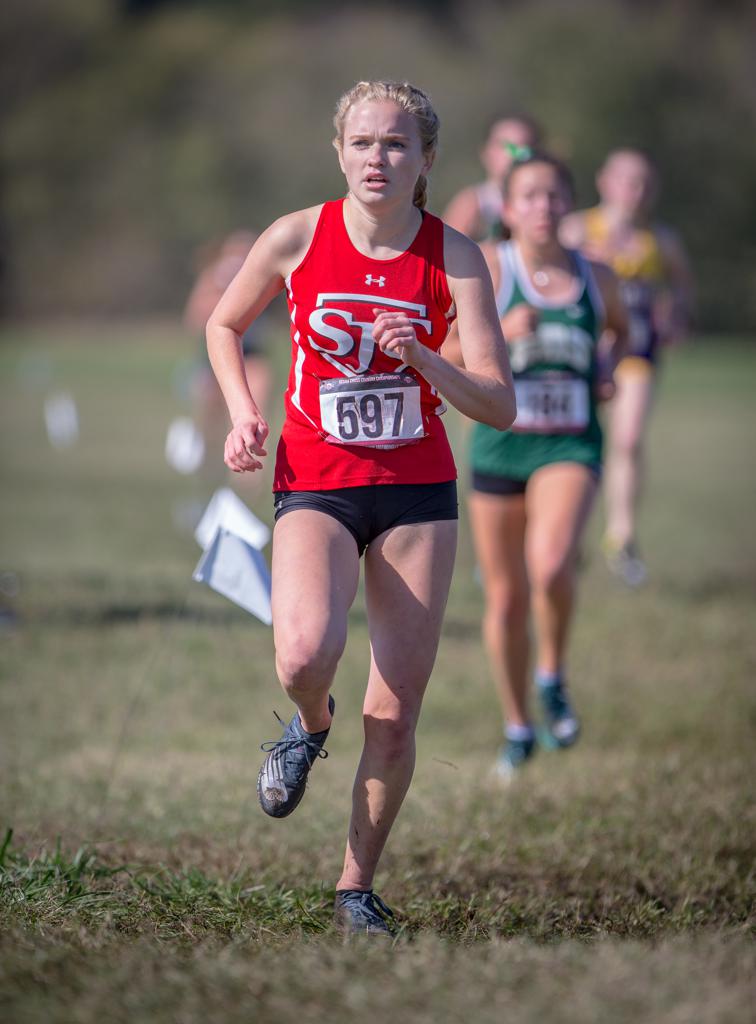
[334, 888, 395, 937]
[256, 695, 334, 818]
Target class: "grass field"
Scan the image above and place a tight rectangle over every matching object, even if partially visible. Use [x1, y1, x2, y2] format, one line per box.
[0, 323, 754, 1022]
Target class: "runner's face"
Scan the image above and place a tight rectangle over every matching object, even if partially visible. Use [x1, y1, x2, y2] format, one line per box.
[598, 153, 655, 217]
[504, 163, 569, 244]
[482, 119, 537, 184]
[338, 100, 432, 206]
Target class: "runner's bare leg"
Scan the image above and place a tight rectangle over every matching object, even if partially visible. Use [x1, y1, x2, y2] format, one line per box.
[336, 519, 457, 891]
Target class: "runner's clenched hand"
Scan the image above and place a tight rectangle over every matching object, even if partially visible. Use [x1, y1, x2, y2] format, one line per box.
[372, 309, 428, 369]
[224, 415, 269, 473]
[500, 303, 538, 341]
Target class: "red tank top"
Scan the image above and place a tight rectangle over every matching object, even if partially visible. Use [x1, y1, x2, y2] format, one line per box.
[273, 199, 457, 490]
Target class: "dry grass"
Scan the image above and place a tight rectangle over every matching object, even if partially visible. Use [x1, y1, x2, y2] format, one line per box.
[0, 327, 754, 1021]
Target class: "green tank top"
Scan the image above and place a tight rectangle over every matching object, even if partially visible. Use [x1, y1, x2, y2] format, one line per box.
[471, 241, 605, 481]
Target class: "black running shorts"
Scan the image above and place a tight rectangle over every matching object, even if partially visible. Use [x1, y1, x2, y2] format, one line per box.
[471, 464, 601, 497]
[274, 481, 458, 556]
[471, 471, 528, 496]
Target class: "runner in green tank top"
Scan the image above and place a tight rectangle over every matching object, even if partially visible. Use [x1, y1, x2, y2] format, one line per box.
[459, 151, 627, 777]
[470, 237, 605, 480]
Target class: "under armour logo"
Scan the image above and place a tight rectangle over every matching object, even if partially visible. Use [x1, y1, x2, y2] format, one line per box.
[365, 274, 385, 287]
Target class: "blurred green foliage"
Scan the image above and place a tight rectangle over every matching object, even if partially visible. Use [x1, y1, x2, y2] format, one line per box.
[1, 0, 755, 329]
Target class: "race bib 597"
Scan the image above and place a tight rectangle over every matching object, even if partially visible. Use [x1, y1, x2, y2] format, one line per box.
[319, 372, 425, 448]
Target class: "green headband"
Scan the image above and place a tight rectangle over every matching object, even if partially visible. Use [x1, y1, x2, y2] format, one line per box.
[504, 142, 533, 162]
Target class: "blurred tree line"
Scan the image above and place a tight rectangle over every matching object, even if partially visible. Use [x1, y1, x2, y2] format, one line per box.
[1, 0, 755, 330]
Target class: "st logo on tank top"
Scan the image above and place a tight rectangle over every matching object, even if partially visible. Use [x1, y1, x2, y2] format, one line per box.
[275, 199, 457, 491]
[307, 289, 433, 448]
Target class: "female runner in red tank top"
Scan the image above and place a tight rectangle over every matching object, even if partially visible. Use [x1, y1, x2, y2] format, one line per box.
[207, 80, 515, 936]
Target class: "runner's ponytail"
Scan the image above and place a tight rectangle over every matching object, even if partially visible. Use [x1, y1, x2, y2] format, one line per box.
[413, 175, 428, 210]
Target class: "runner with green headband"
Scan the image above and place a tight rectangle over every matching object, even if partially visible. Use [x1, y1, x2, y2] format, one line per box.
[443, 115, 541, 241]
[449, 150, 628, 776]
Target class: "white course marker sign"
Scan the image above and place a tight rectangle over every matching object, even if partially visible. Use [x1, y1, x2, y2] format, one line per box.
[193, 527, 272, 625]
[194, 487, 270, 551]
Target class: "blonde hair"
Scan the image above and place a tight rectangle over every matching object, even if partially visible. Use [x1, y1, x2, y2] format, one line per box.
[333, 80, 439, 210]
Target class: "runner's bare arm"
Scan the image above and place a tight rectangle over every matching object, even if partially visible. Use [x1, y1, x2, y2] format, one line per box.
[441, 239, 500, 367]
[373, 228, 515, 430]
[592, 261, 629, 392]
[657, 225, 695, 343]
[559, 211, 587, 250]
[206, 206, 320, 472]
[442, 186, 484, 239]
[184, 265, 222, 332]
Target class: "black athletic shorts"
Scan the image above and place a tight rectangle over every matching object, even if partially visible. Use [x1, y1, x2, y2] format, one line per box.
[471, 465, 601, 497]
[274, 481, 458, 557]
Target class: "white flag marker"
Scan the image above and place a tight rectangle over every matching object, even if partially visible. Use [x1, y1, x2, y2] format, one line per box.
[165, 417, 205, 475]
[194, 487, 270, 551]
[44, 392, 79, 449]
[193, 527, 272, 625]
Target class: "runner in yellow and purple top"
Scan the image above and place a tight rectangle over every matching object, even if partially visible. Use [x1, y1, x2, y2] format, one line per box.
[561, 148, 694, 586]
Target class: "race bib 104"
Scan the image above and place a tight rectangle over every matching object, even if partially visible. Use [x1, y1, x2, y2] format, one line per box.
[512, 374, 590, 434]
[319, 372, 426, 448]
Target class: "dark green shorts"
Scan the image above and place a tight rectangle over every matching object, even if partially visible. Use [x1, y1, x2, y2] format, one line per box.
[470, 420, 603, 485]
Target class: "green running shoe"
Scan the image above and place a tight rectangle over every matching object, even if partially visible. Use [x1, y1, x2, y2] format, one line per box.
[494, 735, 536, 780]
[538, 680, 580, 749]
